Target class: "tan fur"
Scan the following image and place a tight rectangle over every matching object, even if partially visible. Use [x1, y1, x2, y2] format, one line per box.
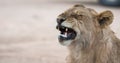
[57, 4, 120, 63]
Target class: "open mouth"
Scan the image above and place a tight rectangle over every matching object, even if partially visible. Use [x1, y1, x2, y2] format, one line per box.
[56, 25, 77, 42]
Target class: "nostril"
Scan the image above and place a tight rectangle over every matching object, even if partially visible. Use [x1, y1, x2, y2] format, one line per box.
[57, 18, 66, 24]
[56, 25, 59, 29]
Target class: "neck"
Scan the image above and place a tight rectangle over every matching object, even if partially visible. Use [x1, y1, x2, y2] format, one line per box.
[67, 27, 115, 63]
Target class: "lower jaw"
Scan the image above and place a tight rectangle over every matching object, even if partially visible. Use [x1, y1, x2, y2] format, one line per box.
[58, 34, 76, 42]
[59, 40, 73, 46]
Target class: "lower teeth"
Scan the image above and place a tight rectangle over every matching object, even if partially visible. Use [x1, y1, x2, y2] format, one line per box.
[60, 33, 67, 37]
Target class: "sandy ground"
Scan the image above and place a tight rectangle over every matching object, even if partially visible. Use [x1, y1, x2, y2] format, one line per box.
[0, 0, 120, 63]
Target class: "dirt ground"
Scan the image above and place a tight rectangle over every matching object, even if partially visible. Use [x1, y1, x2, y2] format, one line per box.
[0, 0, 120, 63]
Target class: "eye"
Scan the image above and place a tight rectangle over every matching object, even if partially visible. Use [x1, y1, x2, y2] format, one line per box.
[74, 14, 83, 20]
[71, 14, 84, 20]
[78, 15, 83, 18]
[71, 14, 77, 19]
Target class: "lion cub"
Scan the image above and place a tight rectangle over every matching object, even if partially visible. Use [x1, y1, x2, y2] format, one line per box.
[56, 4, 120, 63]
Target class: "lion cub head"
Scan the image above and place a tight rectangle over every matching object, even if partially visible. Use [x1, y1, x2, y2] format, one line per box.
[56, 4, 113, 46]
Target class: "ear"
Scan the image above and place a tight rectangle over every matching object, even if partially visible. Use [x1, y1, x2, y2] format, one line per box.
[98, 10, 113, 28]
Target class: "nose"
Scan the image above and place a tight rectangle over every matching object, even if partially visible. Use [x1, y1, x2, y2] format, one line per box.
[57, 18, 66, 25]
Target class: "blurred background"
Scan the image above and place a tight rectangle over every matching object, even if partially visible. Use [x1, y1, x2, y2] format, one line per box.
[0, 0, 120, 63]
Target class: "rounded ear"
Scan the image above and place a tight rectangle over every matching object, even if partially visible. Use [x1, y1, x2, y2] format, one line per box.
[98, 10, 114, 28]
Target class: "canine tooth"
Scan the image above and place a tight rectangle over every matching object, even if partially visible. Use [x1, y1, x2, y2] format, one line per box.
[65, 32, 67, 37]
[66, 28, 68, 32]
[60, 34, 66, 37]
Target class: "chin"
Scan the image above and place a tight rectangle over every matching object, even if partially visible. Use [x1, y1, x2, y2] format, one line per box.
[59, 40, 73, 46]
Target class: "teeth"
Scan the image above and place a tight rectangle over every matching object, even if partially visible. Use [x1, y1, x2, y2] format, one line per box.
[65, 28, 68, 37]
[66, 28, 68, 32]
[60, 32, 67, 38]
[60, 34, 67, 37]
[59, 27, 69, 38]
[65, 32, 67, 37]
